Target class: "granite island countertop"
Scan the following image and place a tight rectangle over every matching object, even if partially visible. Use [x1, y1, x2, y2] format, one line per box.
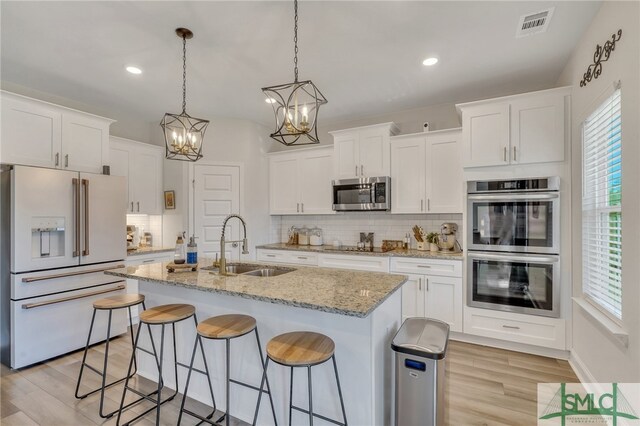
[105, 260, 408, 318]
[257, 243, 464, 261]
[127, 247, 175, 257]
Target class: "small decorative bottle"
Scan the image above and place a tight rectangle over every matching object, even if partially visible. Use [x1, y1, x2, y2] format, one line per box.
[187, 235, 198, 264]
[174, 232, 186, 264]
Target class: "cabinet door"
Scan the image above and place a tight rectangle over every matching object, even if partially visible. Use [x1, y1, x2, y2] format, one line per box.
[462, 103, 510, 167]
[1, 95, 62, 168]
[511, 93, 565, 165]
[359, 126, 389, 177]
[424, 275, 462, 332]
[333, 132, 359, 179]
[269, 154, 299, 214]
[130, 147, 163, 214]
[109, 143, 133, 212]
[425, 131, 463, 213]
[62, 111, 109, 173]
[391, 136, 426, 213]
[401, 274, 425, 323]
[299, 148, 334, 215]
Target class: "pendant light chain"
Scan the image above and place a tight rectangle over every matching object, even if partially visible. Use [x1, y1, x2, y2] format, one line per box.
[182, 34, 187, 114]
[293, 0, 299, 82]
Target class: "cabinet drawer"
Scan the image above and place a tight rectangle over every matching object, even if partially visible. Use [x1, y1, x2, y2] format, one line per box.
[257, 249, 318, 266]
[464, 308, 566, 350]
[317, 254, 389, 272]
[390, 257, 462, 277]
[126, 251, 174, 266]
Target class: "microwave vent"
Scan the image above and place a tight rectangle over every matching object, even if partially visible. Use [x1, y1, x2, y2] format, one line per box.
[516, 8, 554, 38]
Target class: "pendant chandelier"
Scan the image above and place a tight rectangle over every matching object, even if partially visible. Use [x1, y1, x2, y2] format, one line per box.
[262, 0, 327, 146]
[161, 28, 208, 162]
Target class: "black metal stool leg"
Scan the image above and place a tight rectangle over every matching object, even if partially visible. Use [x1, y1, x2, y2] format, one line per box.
[255, 329, 278, 426]
[215, 338, 231, 426]
[75, 308, 97, 399]
[154, 323, 165, 426]
[289, 366, 294, 426]
[307, 366, 313, 426]
[116, 323, 142, 426]
[332, 355, 348, 426]
[252, 357, 270, 426]
[177, 334, 199, 426]
[97, 309, 113, 417]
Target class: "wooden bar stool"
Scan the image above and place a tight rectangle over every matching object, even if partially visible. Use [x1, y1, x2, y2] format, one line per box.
[254, 331, 347, 426]
[75, 293, 148, 418]
[116, 304, 216, 426]
[178, 314, 278, 426]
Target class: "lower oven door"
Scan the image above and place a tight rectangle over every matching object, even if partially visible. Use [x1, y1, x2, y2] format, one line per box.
[467, 252, 560, 318]
[10, 281, 128, 368]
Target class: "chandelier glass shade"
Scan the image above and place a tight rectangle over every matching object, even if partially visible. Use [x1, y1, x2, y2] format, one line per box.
[161, 28, 208, 162]
[262, 0, 326, 146]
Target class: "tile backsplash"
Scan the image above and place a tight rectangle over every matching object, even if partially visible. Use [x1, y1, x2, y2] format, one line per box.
[126, 214, 163, 247]
[274, 213, 463, 248]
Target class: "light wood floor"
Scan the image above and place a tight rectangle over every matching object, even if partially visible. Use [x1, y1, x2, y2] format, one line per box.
[1, 334, 578, 426]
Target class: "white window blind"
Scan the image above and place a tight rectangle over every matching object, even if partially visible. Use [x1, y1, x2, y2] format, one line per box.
[582, 88, 622, 320]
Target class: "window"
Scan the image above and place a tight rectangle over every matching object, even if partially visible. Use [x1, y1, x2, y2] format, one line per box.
[582, 88, 622, 320]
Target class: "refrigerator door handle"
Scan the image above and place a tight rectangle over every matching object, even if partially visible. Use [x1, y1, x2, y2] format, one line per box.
[82, 179, 90, 256]
[21, 283, 126, 309]
[72, 178, 80, 257]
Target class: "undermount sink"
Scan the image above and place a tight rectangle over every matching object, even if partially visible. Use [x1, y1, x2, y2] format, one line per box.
[242, 267, 295, 277]
[224, 264, 263, 274]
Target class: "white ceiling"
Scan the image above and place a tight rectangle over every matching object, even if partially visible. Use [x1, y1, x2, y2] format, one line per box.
[1, 1, 600, 135]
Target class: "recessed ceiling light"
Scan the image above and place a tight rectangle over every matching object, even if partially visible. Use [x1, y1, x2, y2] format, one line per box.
[126, 66, 142, 75]
[265, 97, 277, 104]
[422, 57, 439, 66]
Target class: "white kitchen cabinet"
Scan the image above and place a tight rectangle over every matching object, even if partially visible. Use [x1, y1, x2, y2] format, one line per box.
[256, 249, 318, 266]
[458, 87, 569, 168]
[109, 136, 163, 215]
[317, 253, 390, 272]
[269, 146, 334, 215]
[391, 257, 463, 332]
[1, 91, 112, 172]
[390, 128, 463, 214]
[330, 122, 398, 179]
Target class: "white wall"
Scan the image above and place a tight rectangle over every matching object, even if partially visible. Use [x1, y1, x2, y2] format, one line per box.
[556, 1, 640, 382]
[161, 117, 277, 261]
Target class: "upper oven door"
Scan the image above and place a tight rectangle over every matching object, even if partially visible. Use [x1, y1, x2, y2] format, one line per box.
[332, 177, 390, 211]
[467, 192, 560, 254]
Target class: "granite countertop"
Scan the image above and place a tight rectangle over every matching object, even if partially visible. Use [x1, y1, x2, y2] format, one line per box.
[105, 260, 407, 318]
[127, 247, 174, 257]
[256, 243, 464, 261]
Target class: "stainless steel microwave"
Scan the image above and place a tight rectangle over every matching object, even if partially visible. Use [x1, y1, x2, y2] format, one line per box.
[332, 176, 391, 211]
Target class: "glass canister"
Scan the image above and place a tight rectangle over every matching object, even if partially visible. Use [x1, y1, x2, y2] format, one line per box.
[298, 226, 310, 245]
[309, 226, 323, 246]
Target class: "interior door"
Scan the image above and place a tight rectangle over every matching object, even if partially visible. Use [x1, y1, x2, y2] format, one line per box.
[391, 136, 426, 213]
[299, 148, 334, 214]
[193, 164, 241, 261]
[11, 166, 78, 272]
[79, 173, 127, 265]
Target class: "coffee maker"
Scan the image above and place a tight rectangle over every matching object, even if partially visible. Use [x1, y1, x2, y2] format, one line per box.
[438, 222, 462, 252]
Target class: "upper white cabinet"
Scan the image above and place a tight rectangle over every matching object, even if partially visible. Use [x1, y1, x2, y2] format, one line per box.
[269, 146, 334, 215]
[391, 128, 463, 214]
[1, 91, 113, 173]
[330, 122, 398, 179]
[109, 137, 163, 215]
[457, 87, 569, 168]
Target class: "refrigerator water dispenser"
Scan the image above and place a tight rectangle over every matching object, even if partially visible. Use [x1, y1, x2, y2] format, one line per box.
[31, 217, 65, 258]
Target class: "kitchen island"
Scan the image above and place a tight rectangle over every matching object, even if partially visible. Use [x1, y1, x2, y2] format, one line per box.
[105, 261, 407, 425]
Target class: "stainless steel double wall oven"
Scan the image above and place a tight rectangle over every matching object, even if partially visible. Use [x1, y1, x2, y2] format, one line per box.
[466, 177, 560, 317]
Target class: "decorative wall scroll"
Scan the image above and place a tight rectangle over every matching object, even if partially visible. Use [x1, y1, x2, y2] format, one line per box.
[580, 29, 622, 87]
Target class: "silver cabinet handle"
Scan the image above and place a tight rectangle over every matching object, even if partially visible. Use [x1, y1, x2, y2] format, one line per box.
[355, 165, 358, 176]
[131, 202, 134, 212]
[22, 283, 126, 309]
[296, 203, 300, 213]
[301, 203, 304, 213]
[418, 277, 422, 291]
[55, 153, 60, 166]
[513, 146, 517, 161]
[420, 199, 424, 212]
[426, 277, 429, 291]
[82, 179, 90, 256]
[137, 201, 140, 212]
[502, 325, 521, 330]
[142, 259, 156, 264]
[297, 256, 308, 260]
[65, 154, 69, 168]
[266, 254, 276, 258]
[22, 264, 125, 282]
[416, 264, 431, 268]
[361, 165, 364, 176]
[503, 146, 507, 162]
[72, 178, 80, 257]
[427, 198, 430, 211]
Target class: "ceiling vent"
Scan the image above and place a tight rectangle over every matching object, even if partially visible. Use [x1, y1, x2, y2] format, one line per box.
[516, 7, 554, 38]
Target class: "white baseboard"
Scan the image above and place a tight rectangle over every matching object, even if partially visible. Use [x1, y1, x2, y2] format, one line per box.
[568, 350, 596, 384]
[450, 331, 570, 360]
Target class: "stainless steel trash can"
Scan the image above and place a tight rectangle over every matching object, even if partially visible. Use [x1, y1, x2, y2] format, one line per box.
[391, 318, 450, 426]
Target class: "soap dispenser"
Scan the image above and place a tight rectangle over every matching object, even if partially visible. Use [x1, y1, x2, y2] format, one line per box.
[174, 232, 186, 264]
[187, 235, 198, 264]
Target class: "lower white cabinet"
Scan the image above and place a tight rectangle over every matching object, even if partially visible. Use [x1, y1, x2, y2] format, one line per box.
[256, 249, 319, 266]
[317, 253, 389, 272]
[124, 251, 174, 320]
[463, 306, 566, 350]
[391, 257, 463, 332]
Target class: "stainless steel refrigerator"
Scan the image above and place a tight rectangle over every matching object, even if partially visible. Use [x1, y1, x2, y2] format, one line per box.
[1, 165, 128, 368]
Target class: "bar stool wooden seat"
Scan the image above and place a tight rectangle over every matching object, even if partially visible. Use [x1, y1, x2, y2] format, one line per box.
[75, 293, 147, 419]
[178, 314, 277, 426]
[254, 331, 347, 426]
[116, 304, 216, 426]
